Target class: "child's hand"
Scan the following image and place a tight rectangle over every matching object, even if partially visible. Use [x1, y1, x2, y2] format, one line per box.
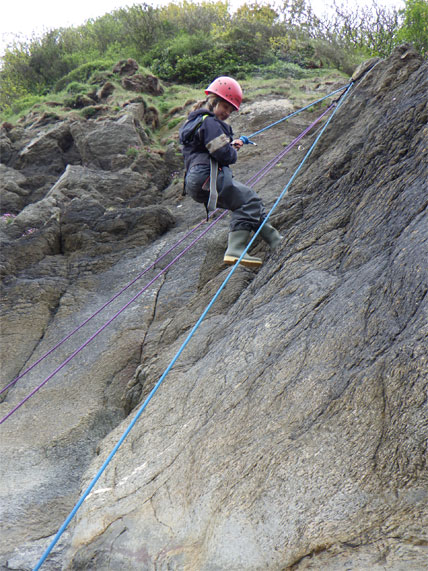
[231, 139, 244, 149]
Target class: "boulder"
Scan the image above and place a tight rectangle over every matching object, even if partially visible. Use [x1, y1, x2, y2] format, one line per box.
[14, 121, 79, 176]
[0, 125, 15, 165]
[70, 115, 148, 170]
[48, 164, 162, 208]
[113, 58, 139, 76]
[97, 81, 115, 101]
[0, 164, 30, 213]
[122, 73, 164, 96]
[60, 197, 175, 254]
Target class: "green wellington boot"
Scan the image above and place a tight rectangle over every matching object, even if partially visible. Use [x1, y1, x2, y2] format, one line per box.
[224, 230, 262, 268]
[259, 222, 282, 250]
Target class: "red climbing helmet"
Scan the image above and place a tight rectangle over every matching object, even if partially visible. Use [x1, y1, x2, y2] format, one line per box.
[205, 76, 243, 111]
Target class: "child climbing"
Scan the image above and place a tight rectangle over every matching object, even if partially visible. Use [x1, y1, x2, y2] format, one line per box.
[179, 76, 282, 268]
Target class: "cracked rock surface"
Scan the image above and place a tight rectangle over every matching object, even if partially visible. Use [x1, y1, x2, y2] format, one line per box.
[1, 46, 427, 570]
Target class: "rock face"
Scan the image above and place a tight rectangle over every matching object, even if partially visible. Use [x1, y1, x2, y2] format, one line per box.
[0, 45, 427, 570]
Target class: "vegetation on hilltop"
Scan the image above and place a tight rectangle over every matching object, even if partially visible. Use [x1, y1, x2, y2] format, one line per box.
[0, 0, 426, 120]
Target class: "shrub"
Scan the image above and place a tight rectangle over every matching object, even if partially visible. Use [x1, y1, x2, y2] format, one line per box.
[66, 81, 90, 95]
[55, 59, 116, 92]
[150, 36, 255, 83]
[167, 117, 185, 130]
[1, 0, 416, 115]
[80, 106, 98, 118]
[396, 0, 428, 55]
[126, 146, 139, 158]
[255, 61, 306, 79]
[213, 5, 279, 66]
[8, 94, 46, 116]
[312, 39, 363, 75]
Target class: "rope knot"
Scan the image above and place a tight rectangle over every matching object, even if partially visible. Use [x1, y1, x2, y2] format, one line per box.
[239, 135, 256, 145]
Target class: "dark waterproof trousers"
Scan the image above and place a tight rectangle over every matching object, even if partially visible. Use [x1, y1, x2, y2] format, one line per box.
[184, 164, 266, 232]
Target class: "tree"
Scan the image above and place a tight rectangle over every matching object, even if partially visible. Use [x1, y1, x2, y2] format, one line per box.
[396, 0, 428, 55]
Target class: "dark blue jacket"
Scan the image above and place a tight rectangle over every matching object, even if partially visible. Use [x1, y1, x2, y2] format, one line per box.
[179, 108, 238, 172]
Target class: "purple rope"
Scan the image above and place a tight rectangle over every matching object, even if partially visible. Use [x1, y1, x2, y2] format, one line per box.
[0, 211, 228, 425]
[0, 214, 219, 397]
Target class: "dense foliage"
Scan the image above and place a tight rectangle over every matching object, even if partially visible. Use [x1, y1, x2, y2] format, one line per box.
[0, 0, 425, 116]
[395, 0, 428, 54]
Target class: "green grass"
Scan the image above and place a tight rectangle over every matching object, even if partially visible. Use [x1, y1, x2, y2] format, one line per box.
[0, 58, 351, 159]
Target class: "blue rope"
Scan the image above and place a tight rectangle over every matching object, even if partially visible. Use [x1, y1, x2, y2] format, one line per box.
[238, 82, 354, 256]
[33, 80, 354, 571]
[241, 83, 351, 143]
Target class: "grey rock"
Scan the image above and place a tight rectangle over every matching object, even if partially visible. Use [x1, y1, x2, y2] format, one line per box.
[351, 56, 381, 81]
[97, 81, 115, 101]
[70, 115, 148, 170]
[0, 164, 30, 213]
[122, 98, 160, 131]
[48, 164, 162, 208]
[14, 121, 78, 176]
[113, 58, 139, 77]
[122, 73, 164, 96]
[0, 125, 15, 165]
[0, 46, 427, 571]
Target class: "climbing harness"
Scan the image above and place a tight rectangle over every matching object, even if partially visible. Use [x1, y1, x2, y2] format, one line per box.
[1, 84, 351, 427]
[207, 157, 219, 215]
[31, 81, 354, 570]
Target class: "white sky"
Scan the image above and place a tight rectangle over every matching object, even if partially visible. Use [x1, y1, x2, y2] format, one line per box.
[1, 0, 405, 58]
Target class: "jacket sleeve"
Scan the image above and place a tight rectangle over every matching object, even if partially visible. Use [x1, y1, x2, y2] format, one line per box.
[199, 117, 238, 166]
